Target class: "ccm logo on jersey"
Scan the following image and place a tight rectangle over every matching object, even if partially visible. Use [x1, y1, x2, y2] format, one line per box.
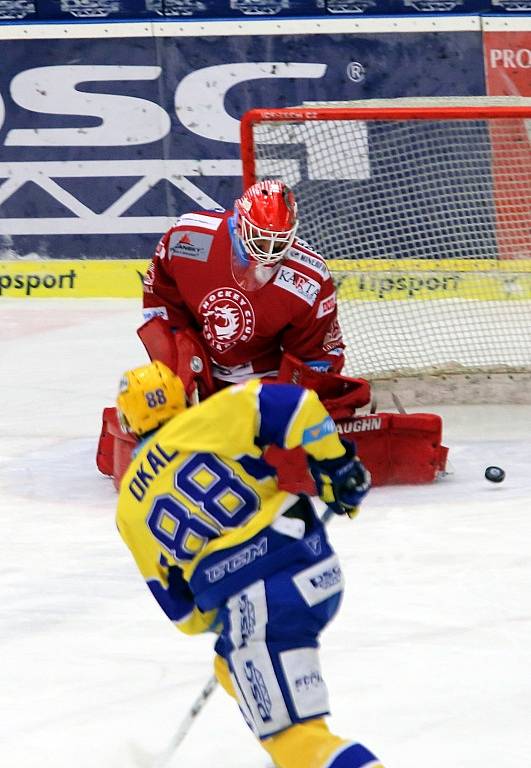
[273, 267, 320, 306]
[204, 537, 268, 583]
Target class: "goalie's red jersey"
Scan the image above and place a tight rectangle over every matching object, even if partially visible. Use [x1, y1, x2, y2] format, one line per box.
[143, 210, 344, 383]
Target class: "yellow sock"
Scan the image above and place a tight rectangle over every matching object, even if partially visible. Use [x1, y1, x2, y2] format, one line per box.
[263, 718, 348, 768]
[213, 653, 237, 699]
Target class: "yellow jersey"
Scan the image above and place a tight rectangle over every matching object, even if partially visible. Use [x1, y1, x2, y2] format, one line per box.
[116, 379, 344, 634]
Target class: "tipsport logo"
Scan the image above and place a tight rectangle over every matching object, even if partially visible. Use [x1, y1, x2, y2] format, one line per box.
[0, 59, 367, 242]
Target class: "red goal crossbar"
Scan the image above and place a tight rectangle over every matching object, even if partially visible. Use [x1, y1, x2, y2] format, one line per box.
[240, 104, 531, 189]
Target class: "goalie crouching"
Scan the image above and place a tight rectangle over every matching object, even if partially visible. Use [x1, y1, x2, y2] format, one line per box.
[116, 360, 385, 768]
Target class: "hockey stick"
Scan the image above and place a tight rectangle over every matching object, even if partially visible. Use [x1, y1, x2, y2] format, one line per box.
[130, 674, 218, 768]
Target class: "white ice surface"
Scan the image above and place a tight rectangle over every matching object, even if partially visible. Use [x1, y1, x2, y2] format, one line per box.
[1, 299, 530, 768]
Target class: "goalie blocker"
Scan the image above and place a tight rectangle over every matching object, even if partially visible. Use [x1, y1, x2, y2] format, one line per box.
[96, 318, 447, 490]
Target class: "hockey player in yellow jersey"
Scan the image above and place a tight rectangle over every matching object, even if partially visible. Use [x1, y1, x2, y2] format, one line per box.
[116, 361, 385, 768]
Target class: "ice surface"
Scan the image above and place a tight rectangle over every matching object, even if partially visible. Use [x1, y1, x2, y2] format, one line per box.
[1, 299, 530, 768]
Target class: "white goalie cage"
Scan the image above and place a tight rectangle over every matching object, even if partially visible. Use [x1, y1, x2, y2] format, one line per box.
[240, 98, 531, 404]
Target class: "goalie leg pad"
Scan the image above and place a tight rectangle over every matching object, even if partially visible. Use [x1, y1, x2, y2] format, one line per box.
[96, 407, 118, 477]
[336, 412, 448, 486]
[96, 407, 137, 490]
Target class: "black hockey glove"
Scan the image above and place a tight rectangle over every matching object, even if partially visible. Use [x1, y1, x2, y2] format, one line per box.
[311, 439, 371, 517]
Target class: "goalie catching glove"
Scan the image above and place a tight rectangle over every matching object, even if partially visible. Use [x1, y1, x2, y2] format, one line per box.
[311, 440, 371, 517]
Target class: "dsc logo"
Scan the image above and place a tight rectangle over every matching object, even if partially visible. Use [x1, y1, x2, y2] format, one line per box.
[0, 63, 327, 147]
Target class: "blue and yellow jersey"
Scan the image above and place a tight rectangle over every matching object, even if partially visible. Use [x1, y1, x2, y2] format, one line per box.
[116, 379, 345, 635]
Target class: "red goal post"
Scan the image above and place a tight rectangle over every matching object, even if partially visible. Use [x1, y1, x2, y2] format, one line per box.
[240, 98, 531, 404]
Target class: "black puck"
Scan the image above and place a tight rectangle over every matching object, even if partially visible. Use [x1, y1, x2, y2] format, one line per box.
[485, 466, 505, 483]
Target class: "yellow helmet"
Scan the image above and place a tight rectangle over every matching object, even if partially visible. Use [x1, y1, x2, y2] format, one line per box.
[116, 361, 186, 436]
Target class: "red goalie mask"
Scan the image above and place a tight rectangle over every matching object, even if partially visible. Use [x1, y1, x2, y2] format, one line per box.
[230, 180, 298, 290]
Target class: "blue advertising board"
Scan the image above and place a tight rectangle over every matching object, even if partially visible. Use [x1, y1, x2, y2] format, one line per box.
[0, 20, 485, 259]
[2, 0, 531, 21]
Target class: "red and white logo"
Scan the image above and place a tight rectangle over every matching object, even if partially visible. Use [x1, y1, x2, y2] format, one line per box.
[316, 293, 336, 318]
[322, 318, 343, 351]
[273, 266, 320, 306]
[200, 288, 255, 352]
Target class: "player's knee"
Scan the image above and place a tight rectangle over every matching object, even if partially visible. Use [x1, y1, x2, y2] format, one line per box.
[213, 654, 236, 699]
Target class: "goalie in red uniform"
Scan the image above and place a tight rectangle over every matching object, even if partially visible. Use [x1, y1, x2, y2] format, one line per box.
[97, 180, 447, 489]
[141, 178, 345, 388]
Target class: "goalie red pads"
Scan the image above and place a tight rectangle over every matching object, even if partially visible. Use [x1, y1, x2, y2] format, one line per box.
[96, 407, 137, 491]
[137, 316, 216, 401]
[97, 319, 216, 488]
[263, 412, 447, 492]
[336, 412, 448, 486]
[275, 353, 448, 486]
[276, 352, 371, 414]
[97, 346, 448, 489]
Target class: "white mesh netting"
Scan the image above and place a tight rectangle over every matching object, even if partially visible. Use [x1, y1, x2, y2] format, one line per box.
[245, 99, 531, 380]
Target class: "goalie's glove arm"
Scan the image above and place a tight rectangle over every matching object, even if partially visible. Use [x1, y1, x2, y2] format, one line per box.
[310, 439, 371, 517]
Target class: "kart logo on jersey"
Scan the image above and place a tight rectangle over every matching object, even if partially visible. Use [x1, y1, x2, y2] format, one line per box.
[201, 288, 255, 352]
[244, 661, 273, 722]
[273, 267, 320, 306]
[168, 230, 213, 262]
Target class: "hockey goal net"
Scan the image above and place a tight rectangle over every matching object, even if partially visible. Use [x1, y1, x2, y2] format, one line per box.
[240, 98, 531, 402]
